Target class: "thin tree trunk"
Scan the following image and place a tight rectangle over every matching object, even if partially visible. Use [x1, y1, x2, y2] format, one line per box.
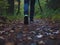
[38, 0, 43, 13]
[17, 0, 20, 15]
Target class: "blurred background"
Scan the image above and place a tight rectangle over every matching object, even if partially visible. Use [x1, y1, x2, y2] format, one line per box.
[0, 0, 60, 21]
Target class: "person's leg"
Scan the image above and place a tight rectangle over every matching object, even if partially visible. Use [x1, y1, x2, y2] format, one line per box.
[30, 0, 35, 22]
[24, 0, 29, 24]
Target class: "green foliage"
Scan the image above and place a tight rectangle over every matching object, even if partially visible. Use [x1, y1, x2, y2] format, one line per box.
[0, 0, 8, 8]
[0, 0, 60, 21]
[3, 14, 24, 21]
[35, 0, 60, 20]
[47, 0, 60, 9]
[0, 0, 9, 15]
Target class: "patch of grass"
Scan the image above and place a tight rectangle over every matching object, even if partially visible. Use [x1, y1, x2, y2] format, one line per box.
[2, 14, 24, 21]
[52, 14, 60, 21]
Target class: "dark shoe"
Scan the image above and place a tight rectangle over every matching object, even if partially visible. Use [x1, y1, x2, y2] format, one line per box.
[24, 16, 28, 25]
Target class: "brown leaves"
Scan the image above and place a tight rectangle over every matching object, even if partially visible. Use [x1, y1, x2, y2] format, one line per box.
[0, 18, 60, 45]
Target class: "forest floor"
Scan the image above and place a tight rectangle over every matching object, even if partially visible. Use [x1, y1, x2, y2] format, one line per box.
[0, 17, 60, 45]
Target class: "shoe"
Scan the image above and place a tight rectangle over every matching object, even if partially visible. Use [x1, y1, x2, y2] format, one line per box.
[24, 16, 28, 25]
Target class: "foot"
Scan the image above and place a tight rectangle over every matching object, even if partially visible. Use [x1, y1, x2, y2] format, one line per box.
[24, 16, 28, 25]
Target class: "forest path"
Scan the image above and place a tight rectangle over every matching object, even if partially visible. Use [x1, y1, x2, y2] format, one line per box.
[0, 18, 60, 45]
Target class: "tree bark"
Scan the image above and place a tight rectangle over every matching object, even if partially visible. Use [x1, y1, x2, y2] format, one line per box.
[8, 0, 14, 15]
[17, 0, 20, 15]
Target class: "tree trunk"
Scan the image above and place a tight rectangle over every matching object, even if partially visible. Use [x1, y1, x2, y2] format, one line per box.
[8, 0, 14, 15]
[17, 0, 20, 15]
